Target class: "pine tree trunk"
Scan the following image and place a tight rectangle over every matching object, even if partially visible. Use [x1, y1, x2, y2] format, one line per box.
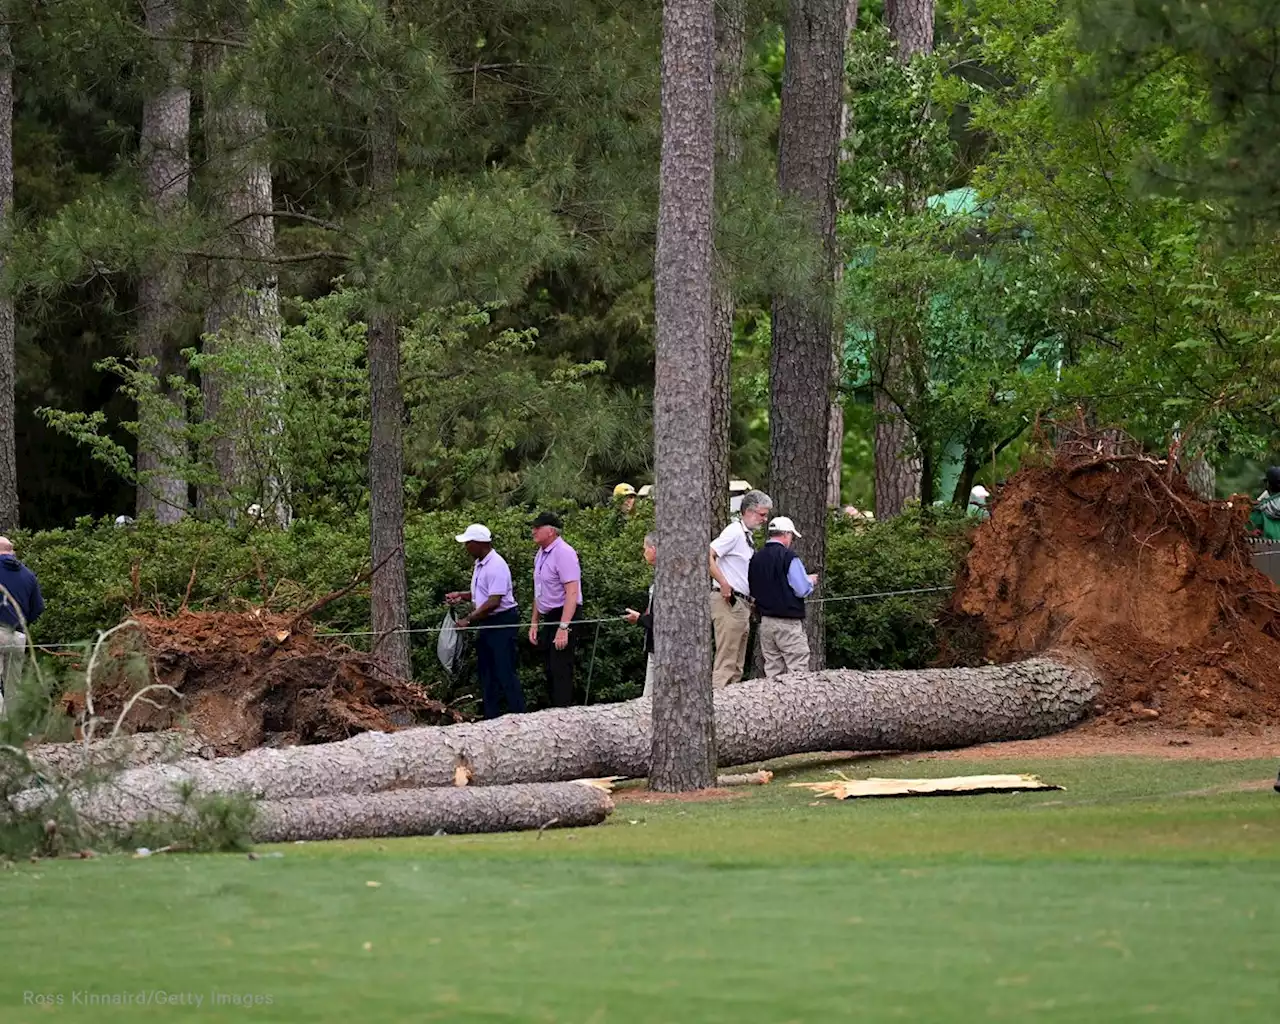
[366, 36, 412, 683]
[1186, 453, 1216, 501]
[54, 659, 1099, 821]
[250, 784, 614, 842]
[872, 0, 934, 519]
[200, 28, 286, 524]
[0, 19, 16, 532]
[651, 0, 717, 792]
[771, 0, 846, 668]
[826, 0, 860, 511]
[709, 0, 745, 529]
[885, 0, 935, 60]
[136, 0, 191, 523]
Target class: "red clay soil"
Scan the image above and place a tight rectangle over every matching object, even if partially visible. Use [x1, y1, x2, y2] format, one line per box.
[80, 610, 460, 754]
[943, 441, 1280, 733]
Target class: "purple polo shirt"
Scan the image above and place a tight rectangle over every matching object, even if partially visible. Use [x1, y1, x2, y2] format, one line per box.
[471, 550, 517, 613]
[533, 536, 583, 613]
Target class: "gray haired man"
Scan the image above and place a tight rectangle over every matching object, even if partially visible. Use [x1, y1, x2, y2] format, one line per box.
[708, 489, 772, 687]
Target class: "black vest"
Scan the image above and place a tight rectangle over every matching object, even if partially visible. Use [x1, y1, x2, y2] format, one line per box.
[748, 542, 805, 620]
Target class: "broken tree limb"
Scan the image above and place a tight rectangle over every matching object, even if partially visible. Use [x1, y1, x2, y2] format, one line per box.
[252, 782, 615, 842]
[36, 657, 1099, 821]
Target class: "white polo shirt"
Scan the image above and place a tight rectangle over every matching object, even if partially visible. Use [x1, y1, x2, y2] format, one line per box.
[710, 519, 754, 595]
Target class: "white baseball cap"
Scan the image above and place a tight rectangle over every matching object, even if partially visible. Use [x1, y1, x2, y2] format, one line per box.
[768, 516, 801, 537]
[455, 524, 492, 544]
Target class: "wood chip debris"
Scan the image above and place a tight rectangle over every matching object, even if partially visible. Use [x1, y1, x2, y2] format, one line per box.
[790, 773, 1060, 800]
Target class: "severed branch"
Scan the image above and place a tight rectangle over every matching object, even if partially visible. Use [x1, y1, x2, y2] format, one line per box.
[285, 546, 404, 637]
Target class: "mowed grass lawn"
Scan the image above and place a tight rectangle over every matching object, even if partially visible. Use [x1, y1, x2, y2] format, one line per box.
[2, 754, 1278, 1023]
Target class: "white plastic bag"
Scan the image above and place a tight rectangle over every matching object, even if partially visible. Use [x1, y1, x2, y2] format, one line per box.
[436, 610, 462, 675]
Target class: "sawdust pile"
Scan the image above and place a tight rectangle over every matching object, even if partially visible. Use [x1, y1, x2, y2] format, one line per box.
[944, 439, 1280, 732]
[81, 610, 460, 754]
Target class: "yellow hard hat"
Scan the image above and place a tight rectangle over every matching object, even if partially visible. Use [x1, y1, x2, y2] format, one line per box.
[613, 483, 636, 498]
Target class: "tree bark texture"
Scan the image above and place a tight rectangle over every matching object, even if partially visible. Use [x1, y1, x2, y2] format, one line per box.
[652, 0, 717, 791]
[771, 0, 846, 668]
[366, 43, 412, 683]
[709, 0, 746, 529]
[826, 0, 859, 510]
[885, 0, 935, 60]
[250, 784, 614, 842]
[0, 20, 16, 532]
[199, 29, 285, 523]
[873, 0, 933, 519]
[136, 0, 191, 523]
[51, 659, 1099, 821]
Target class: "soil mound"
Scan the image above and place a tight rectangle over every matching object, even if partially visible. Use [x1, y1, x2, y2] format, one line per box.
[84, 610, 461, 754]
[945, 441, 1280, 731]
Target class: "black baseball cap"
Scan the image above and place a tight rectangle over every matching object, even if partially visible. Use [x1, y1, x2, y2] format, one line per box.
[531, 511, 563, 529]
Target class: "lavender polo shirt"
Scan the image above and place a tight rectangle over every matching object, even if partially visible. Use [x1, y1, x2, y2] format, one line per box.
[533, 536, 583, 614]
[471, 551, 517, 613]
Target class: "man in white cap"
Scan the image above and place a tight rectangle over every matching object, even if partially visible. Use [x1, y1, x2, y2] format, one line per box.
[747, 516, 818, 678]
[445, 524, 525, 718]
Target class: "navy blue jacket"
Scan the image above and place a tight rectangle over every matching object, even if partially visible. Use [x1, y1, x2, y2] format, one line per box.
[748, 542, 805, 620]
[0, 554, 44, 629]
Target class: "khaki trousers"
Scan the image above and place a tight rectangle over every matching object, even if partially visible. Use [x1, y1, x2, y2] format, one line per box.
[710, 592, 751, 688]
[758, 617, 809, 678]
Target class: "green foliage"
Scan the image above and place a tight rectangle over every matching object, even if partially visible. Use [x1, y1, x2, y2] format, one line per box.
[840, 24, 1063, 501]
[824, 505, 972, 669]
[121, 785, 257, 855]
[951, 0, 1280, 463]
[1076, 0, 1280, 231]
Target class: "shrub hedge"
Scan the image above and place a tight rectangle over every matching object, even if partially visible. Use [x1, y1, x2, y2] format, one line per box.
[15, 505, 971, 714]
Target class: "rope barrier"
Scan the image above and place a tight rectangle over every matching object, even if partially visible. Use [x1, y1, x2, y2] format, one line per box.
[27, 584, 956, 654]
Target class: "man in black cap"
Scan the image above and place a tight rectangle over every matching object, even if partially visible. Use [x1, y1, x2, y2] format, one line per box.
[528, 512, 584, 706]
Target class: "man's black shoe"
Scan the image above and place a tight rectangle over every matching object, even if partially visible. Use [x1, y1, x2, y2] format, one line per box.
[1275, 768, 1280, 794]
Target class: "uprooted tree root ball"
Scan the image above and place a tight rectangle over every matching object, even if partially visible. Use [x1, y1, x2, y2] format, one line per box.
[75, 610, 462, 754]
[943, 438, 1280, 731]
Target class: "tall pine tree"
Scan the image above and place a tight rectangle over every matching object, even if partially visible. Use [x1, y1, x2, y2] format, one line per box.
[651, 0, 716, 792]
[771, 0, 845, 668]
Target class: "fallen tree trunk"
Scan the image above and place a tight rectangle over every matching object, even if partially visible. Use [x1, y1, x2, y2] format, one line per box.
[36, 658, 1098, 821]
[253, 782, 614, 842]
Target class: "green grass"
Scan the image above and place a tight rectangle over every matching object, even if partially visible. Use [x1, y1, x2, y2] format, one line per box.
[2, 755, 1278, 1023]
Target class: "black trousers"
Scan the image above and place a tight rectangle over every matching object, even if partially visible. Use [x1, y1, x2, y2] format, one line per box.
[537, 605, 582, 707]
[474, 607, 525, 719]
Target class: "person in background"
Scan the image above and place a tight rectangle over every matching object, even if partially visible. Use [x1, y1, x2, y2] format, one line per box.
[968, 485, 991, 520]
[709, 489, 772, 688]
[0, 537, 44, 716]
[528, 512, 583, 706]
[625, 532, 657, 697]
[445, 524, 525, 719]
[1248, 467, 1280, 541]
[748, 516, 818, 678]
[613, 483, 638, 516]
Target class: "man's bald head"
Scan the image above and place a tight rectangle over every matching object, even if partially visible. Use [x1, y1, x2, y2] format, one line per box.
[0, 537, 13, 555]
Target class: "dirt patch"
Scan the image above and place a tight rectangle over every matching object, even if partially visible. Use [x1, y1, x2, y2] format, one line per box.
[942, 435, 1280, 733]
[77, 610, 460, 754]
[613, 786, 750, 804]
[912, 725, 1280, 761]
